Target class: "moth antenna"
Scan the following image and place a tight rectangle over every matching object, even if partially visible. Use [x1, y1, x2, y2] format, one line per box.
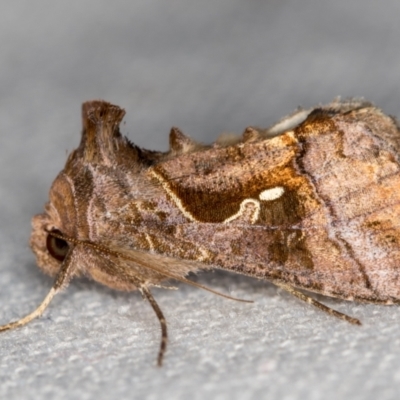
[47, 233, 254, 304]
[173, 276, 254, 303]
[140, 286, 167, 367]
[0, 249, 76, 332]
[274, 282, 361, 325]
[110, 249, 254, 304]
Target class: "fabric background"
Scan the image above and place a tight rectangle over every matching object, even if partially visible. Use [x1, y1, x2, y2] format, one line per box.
[1, 1, 400, 399]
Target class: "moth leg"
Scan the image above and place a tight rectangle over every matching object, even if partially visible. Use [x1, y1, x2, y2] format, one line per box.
[274, 282, 361, 325]
[0, 287, 58, 332]
[140, 286, 168, 366]
[0, 250, 75, 332]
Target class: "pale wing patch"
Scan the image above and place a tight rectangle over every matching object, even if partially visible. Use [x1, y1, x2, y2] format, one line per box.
[145, 233, 155, 252]
[259, 187, 285, 201]
[223, 199, 260, 224]
[151, 168, 283, 225]
[197, 247, 212, 262]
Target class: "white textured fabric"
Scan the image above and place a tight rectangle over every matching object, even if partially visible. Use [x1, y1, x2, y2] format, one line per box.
[1, 1, 400, 399]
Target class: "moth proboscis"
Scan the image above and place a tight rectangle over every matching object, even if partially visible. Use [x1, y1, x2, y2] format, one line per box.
[2, 98, 400, 365]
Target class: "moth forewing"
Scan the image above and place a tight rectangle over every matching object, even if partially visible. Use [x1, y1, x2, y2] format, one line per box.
[2, 98, 400, 365]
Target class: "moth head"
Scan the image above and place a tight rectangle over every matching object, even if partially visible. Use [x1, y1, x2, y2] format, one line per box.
[29, 100, 165, 283]
[29, 101, 127, 276]
[30, 171, 78, 276]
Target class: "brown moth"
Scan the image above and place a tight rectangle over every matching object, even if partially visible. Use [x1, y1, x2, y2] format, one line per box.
[2, 99, 400, 365]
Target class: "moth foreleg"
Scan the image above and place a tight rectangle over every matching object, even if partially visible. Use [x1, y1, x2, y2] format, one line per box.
[0, 287, 57, 332]
[140, 286, 168, 366]
[0, 249, 76, 332]
[274, 282, 361, 325]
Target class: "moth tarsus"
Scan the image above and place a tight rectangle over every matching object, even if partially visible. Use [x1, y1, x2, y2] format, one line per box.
[2, 97, 400, 364]
[0, 288, 57, 332]
[140, 286, 167, 367]
[275, 282, 362, 326]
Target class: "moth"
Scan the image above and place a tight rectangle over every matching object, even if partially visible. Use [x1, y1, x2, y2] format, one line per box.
[2, 99, 400, 365]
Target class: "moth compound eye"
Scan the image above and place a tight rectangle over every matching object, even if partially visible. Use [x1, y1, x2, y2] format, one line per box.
[46, 229, 69, 262]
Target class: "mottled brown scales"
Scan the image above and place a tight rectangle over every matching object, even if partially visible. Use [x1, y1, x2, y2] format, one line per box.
[1, 98, 400, 365]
